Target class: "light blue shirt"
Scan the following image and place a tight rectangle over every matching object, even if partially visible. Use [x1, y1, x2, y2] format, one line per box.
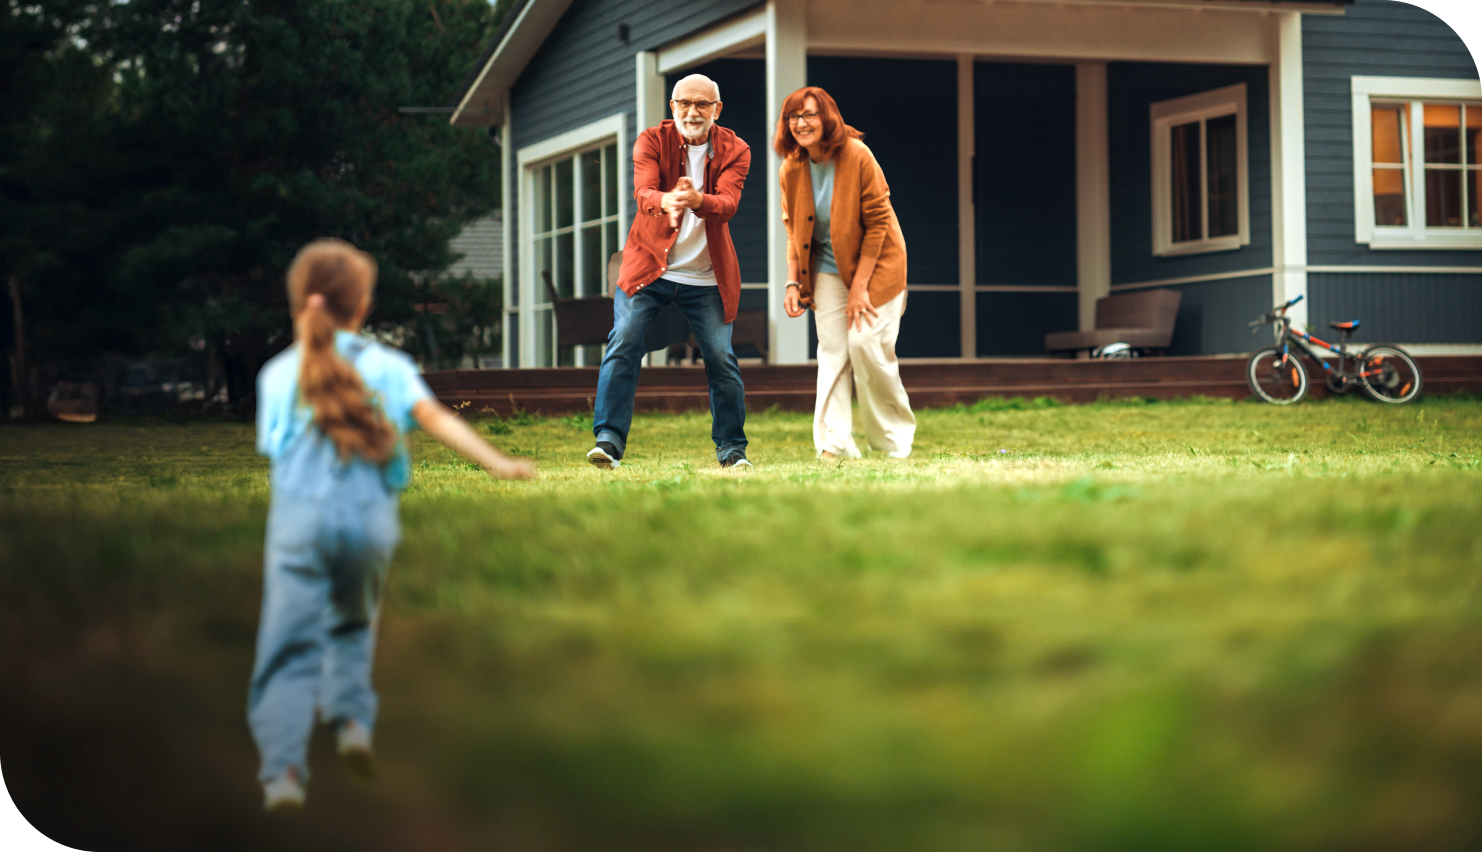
[809, 158, 838, 275]
[256, 330, 434, 495]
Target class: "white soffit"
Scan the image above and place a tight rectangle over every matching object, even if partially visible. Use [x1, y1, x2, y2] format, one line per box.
[657, 7, 767, 74]
[926, 0, 1348, 13]
[811, 0, 1316, 63]
[452, 0, 577, 127]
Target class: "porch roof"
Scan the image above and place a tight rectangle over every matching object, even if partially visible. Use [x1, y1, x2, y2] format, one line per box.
[448, 0, 1355, 128]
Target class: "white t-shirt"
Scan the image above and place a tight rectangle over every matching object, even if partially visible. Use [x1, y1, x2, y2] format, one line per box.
[662, 143, 717, 287]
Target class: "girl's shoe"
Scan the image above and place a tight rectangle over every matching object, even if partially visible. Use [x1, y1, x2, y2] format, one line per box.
[337, 719, 376, 780]
[263, 767, 306, 812]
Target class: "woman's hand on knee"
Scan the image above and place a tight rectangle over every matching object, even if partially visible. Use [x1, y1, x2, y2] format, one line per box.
[847, 287, 878, 332]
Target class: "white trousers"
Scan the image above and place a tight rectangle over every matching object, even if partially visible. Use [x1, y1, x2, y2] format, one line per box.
[812, 272, 916, 458]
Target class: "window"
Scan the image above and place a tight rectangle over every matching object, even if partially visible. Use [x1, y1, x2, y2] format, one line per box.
[1150, 83, 1250, 257]
[517, 115, 628, 367]
[1352, 76, 1482, 249]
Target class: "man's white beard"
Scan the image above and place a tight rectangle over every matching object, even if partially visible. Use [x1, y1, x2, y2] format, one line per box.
[680, 118, 712, 144]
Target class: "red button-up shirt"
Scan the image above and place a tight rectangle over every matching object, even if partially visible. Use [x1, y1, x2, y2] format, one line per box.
[616, 120, 751, 323]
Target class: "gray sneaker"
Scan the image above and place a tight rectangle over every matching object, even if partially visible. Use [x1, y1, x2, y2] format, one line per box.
[587, 442, 621, 469]
[719, 451, 752, 469]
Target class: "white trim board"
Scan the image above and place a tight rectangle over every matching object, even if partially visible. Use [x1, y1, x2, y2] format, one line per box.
[1305, 265, 1482, 274]
[1109, 264, 1482, 293]
[657, 7, 767, 74]
[516, 114, 628, 168]
[1352, 77, 1482, 98]
[1112, 268, 1275, 291]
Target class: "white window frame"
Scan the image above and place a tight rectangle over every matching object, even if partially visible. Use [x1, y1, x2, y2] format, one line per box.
[516, 113, 628, 367]
[1150, 83, 1250, 257]
[1352, 76, 1482, 250]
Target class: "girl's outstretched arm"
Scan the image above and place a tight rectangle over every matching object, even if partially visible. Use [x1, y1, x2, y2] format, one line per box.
[412, 399, 536, 480]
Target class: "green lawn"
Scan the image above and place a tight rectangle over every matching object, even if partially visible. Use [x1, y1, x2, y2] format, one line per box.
[3, 396, 1481, 852]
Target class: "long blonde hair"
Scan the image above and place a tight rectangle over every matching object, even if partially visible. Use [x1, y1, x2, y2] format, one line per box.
[285, 239, 397, 463]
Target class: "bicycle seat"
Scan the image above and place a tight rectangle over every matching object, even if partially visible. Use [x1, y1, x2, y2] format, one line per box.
[1329, 319, 1360, 331]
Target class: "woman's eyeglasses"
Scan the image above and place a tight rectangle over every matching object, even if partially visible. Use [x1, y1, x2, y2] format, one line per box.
[786, 112, 820, 125]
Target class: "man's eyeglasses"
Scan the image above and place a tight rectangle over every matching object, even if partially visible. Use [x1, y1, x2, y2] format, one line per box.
[673, 99, 718, 112]
[786, 112, 821, 125]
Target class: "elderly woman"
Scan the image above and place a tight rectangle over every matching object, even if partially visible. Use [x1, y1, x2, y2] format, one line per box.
[777, 86, 915, 460]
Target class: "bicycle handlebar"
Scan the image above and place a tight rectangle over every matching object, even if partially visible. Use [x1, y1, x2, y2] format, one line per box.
[1248, 294, 1305, 331]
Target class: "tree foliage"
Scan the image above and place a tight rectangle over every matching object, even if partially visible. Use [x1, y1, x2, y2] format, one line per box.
[1, 0, 503, 411]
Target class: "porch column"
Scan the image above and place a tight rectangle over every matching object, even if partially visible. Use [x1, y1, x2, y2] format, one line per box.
[636, 52, 669, 365]
[1075, 62, 1111, 341]
[635, 51, 666, 132]
[500, 91, 515, 368]
[958, 55, 976, 359]
[766, 0, 809, 364]
[1269, 11, 1309, 328]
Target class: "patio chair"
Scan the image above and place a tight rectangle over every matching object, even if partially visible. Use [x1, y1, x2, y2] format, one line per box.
[542, 265, 615, 349]
[540, 253, 693, 354]
[1043, 289, 1181, 357]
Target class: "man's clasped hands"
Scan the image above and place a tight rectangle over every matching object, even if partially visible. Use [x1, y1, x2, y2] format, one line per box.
[660, 176, 702, 229]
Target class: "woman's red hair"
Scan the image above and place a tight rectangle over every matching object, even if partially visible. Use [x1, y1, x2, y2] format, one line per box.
[286, 239, 397, 464]
[772, 86, 862, 162]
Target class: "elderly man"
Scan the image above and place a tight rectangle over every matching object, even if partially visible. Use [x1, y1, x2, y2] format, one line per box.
[588, 74, 753, 469]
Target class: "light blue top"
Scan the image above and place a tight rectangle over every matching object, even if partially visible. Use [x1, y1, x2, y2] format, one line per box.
[256, 330, 434, 496]
[809, 158, 838, 275]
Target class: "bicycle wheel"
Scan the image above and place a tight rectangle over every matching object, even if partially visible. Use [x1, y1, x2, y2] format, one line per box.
[1358, 345, 1422, 404]
[1247, 348, 1308, 404]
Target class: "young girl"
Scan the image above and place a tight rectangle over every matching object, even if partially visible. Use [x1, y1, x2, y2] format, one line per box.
[249, 238, 534, 811]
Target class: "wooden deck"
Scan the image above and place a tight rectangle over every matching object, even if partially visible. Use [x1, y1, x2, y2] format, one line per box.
[426, 355, 1482, 416]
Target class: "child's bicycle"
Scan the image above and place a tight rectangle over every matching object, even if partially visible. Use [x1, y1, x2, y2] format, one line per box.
[1245, 295, 1422, 405]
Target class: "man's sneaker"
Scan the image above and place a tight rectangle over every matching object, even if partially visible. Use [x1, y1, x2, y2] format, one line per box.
[263, 767, 306, 812]
[587, 442, 621, 469]
[719, 451, 753, 469]
[337, 719, 376, 781]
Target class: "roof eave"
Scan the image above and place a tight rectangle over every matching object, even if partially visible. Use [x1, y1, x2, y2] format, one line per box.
[451, 0, 578, 127]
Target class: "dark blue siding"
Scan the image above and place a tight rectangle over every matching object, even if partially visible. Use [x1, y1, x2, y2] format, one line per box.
[976, 291, 1078, 357]
[1155, 275, 1272, 356]
[975, 62, 1078, 288]
[1303, 0, 1481, 267]
[1308, 272, 1482, 342]
[807, 57, 960, 287]
[667, 58, 768, 283]
[1108, 62, 1273, 287]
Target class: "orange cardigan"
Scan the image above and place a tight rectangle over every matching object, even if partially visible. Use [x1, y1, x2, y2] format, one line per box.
[779, 137, 907, 311]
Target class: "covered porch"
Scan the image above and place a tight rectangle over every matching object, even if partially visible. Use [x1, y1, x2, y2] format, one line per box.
[639, 0, 1343, 363]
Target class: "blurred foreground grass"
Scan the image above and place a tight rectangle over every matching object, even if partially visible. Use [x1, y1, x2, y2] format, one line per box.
[2, 395, 1482, 852]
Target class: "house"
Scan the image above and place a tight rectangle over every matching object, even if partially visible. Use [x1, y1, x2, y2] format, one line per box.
[447, 211, 505, 282]
[448, 0, 1481, 368]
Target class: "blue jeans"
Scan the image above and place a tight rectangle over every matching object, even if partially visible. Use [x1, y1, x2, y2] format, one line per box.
[248, 490, 399, 784]
[593, 278, 747, 461]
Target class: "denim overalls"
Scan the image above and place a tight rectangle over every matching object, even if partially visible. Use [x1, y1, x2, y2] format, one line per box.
[248, 334, 426, 784]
